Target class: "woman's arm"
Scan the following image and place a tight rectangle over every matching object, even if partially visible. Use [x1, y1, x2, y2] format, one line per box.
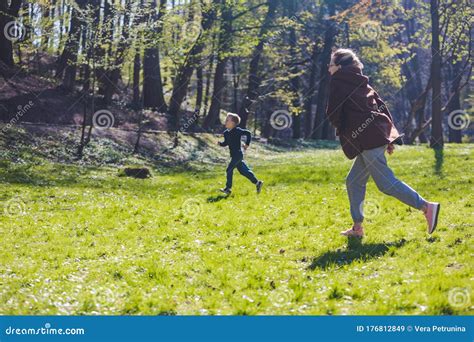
[326, 79, 345, 133]
[373, 90, 403, 149]
[373, 91, 394, 122]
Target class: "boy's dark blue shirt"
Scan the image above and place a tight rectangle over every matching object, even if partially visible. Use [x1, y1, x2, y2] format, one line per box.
[219, 127, 252, 157]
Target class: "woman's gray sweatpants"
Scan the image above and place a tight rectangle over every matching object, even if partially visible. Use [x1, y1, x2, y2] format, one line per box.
[346, 145, 426, 223]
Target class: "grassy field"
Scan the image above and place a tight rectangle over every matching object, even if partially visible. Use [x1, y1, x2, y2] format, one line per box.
[0, 129, 472, 315]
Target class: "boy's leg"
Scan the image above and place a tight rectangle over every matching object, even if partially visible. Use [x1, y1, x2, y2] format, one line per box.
[346, 154, 370, 223]
[236, 160, 258, 184]
[361, 146, 427, 210]
[226, 158, 240, 189]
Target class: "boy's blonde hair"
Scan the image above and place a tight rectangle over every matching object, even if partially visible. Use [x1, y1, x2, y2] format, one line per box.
[226, 112, 241, 125]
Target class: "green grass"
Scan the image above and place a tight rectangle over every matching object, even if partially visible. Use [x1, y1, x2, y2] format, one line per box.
[0, 133, 473, 315]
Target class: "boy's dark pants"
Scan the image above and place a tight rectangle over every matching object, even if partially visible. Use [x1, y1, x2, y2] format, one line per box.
[226, 155, 258, 189]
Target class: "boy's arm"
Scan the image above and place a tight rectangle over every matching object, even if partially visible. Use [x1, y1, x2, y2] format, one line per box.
[240, 128, 252, 146]
[218, 131, 229, 146]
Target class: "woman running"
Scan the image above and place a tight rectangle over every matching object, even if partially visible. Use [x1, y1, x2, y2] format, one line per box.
[326, 48, 440, 238]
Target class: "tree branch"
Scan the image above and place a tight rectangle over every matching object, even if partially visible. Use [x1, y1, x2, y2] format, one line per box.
[232, 2, 268, 20]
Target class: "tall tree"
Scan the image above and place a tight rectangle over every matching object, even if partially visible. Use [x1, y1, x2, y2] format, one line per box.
[194, 65, 203, 116]
[430, 0, 443, 148]
[446, 61, 462, 143]
[132, 0, 145, 109]
[303, 38, 320, 138]
[286, 0, 302, 139]
[96, 0, 117, 103]
[203, 0, 232, 129]
[202, 34, 217, 116]
[0, 0, 23, 66]
[403, 0, 428, 143]
[57, 0, 89, 90]
[168, 0, 217, 130]
[312, 2, 337, 139]
[143, 0, 167, 111]
[237, 0, 279, 128]
[98, 0, 134, 106]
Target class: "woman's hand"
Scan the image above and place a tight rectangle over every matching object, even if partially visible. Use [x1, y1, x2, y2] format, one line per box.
[387, 143, 395, 155]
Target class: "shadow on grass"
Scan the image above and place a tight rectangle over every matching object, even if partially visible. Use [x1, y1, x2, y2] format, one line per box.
[308, 238, 407, 270]
[433, 148, 444, 176]
[206, 194, 230, 203]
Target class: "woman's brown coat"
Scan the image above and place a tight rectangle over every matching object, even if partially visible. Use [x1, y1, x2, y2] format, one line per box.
[326, 65, 401, 159]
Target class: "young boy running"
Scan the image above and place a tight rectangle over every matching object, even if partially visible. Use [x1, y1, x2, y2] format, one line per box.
[217, 113, 263, 195]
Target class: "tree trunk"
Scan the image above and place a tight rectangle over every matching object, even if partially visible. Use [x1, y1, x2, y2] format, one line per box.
[40, 1, 52, 51]
[286, 0, 301, 139]
[237, 0, 278, 128]
[143, 0, 167, 111]
[81, 25, 91, 93]
[303, 40, 319, 139]
[401, 58, 426, 142]
[133, 52, 141, 109]
[61, 6, 83, 89]
[429, 0, 443, 148]
[405, 76, 432, 144]
[97, 0, 118, 106]
[204, 59, 226, 128]
[57, 0, 87, 90]
[403, 0, 427, 143]
[0, 0, 23, 66]
[447, 62, 462, 143]
[202, 34, 217, 116]
[131, 0, 145, 109]
[231, 57, 240, 112]
[100, 0, 133, 106]
[203, 0, 232, 129]
[168, 1, 217, 130]
[312, 8, 337, 139]
[195, 65, 203, 116]
[143, 50, 166, 110]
